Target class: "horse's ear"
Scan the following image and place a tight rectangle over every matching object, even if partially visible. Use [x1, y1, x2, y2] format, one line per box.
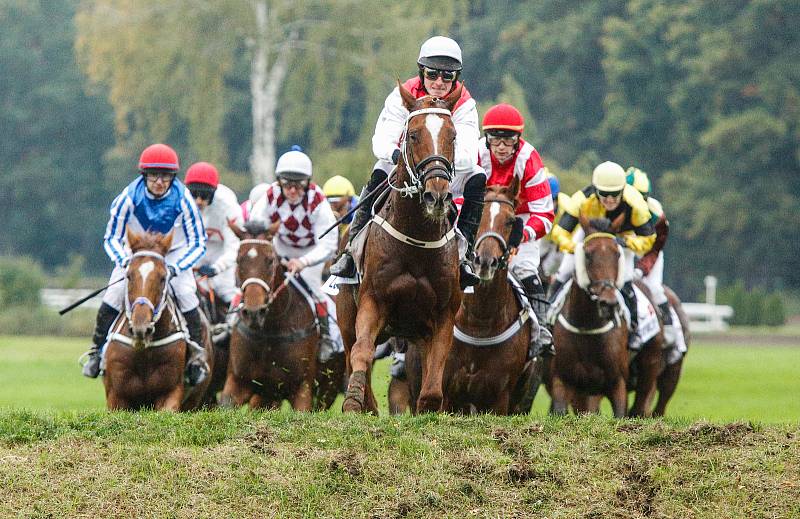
[266, 220, 281, 239]
[508, 174, 521, 201]
[610, 212, 626, 233]
[158, 230, 174, 255]
[228, 218, 246, 240]
[126, 226, 142, 251]
[398, 79, 416, 112]
[443, 83, 463, 113]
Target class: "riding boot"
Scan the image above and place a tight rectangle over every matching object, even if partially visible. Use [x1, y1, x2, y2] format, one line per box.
[314, 300, 337, 364]
[80, 303, 119, 378]
[182, 307, 209, 386]
[520, 275, 554, 357]
[329, 169, 389, 278]
[547, 278, 566, 303]
[658, 301, 676, 346]
[457, 175, 486, 290]
[620, 282, 640, 351]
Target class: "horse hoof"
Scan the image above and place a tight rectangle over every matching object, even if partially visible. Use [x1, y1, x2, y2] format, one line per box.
[342, 370, 368, 413]
[342, 397, 364, 413]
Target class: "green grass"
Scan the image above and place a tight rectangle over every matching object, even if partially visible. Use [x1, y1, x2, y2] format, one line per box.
[2, 336, 799, 422]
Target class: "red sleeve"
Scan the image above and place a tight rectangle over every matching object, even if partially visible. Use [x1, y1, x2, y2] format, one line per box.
[519, 152, 554, 240]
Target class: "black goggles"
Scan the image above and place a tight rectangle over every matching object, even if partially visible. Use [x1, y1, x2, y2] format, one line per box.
[188, 184, 216, 202]
[278, 177, 309, 190]
[597, 189, 623, 199]
[422, 67, 457, 82]
[143, 170, 176, 182]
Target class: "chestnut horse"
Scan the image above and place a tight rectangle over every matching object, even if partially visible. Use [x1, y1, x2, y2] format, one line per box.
[103, 228, 213, 411]
[546, 216, 662, 418]
[442, 181, 537, 414]
[338, 85, 463, 413]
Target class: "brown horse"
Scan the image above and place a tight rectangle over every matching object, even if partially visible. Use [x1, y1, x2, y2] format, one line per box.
[546, 216, 662, 418]
[442, 181, 536, 414]
[219, 221, 320, 410]
[649, 284, 690, 417]
[338, 84, 463, 414]
[103, 228, 213, 411]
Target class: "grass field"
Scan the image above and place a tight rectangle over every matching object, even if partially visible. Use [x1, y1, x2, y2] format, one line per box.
[1, 335, 799, 422]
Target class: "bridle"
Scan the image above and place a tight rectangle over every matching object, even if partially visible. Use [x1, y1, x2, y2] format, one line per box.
[125, 250, 171, 327]
[237, 238, 275, 302]
[390, 106, 455, 198]
[473, 197, 517, 270]
[574, 232, 625, 302]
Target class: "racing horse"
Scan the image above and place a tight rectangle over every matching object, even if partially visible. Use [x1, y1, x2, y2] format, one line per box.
[338, 84, 463, 413]
[103, 228, 213, 411]
[545, 216, 662, 418]
[441, 181, 538, 414]
[219, 221, 319, 410]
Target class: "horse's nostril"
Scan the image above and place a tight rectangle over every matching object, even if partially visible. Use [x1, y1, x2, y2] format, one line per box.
[491, 257, 499, 267]
[423, 192, 436, 205]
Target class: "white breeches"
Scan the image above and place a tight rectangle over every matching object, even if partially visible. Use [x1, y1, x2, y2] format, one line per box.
[640, 252, 667, 305]
[539, 239, 563, 278]
[196, 266, 238, 303]
[509, 239, 541, 280]
[555, 227, 636, 284]
[102, 263, 199, 313]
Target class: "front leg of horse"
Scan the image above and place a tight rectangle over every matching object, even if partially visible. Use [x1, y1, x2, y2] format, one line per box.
[416, 320, 455, 413]
[291, 379, 314, 412]
[608, 377, 628, 418]
[156, 385, 184, 412]
[219, 373, 255, 408]
[549, 376, 571, 416]
[343, 298, 383, 413]
[629, 342, 662, 417]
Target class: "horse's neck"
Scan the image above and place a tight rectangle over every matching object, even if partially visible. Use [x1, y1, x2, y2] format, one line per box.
[154, 302, 178, 336]
[385, 188, 449, 241]
[564, 281, 609, 327]
[463, 270, 513, 324]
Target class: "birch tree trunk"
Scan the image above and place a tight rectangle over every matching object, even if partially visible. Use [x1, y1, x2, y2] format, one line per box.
[249, 0, 296, 185]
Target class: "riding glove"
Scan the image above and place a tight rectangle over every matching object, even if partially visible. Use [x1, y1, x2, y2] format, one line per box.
[197, 265, 218, 278]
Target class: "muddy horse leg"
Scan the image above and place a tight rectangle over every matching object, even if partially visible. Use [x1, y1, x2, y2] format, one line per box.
[653, 357, 683, 417]
[416, 318, 455, 413]
[608, 376, 628, 418]
[219, 374, 255, 408]
[343, 297, 383, 413]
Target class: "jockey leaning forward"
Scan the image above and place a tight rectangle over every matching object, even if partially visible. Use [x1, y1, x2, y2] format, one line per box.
[478, 103, 555, 354]
[627, 167, 676, 345]
[549, 161, 656, 350]
[329, 35, 487, 290]
[249, 148, 342, 363]
[80, 144, 209, 384]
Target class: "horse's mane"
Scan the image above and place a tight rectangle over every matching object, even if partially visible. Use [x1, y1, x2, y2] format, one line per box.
[132, 231, 169, 252]
[587, 218, 614, 234]
[243, 220, 270, 237]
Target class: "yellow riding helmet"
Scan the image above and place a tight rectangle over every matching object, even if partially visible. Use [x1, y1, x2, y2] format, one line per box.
[626, 167, 651, 196]
[592, 161, 626, 192]
[322, 175, 356, 198]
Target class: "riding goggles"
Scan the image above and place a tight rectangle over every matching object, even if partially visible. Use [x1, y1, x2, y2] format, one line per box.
[486, 133, 520, 147]
[596, 189, 623, 199]
[143, 170, 176, 182]
[422, 67, 457, 82]
[278, 178, 309, 190]
[188, 184, 216, 202]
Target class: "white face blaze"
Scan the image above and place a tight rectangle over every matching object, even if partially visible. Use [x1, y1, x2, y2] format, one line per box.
[247, 247, 258, 259]
[137, 260, 154, 290]
[425, 114, 444, 155]
[488, 201, 501, 230]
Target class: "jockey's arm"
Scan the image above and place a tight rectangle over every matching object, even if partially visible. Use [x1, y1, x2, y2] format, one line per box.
[372, 88, 408, 163]
[550, 189, 586, 254]
[212, 197, 243, 274]
[519, 159, 554, 241]
[451, 101, 481, 176]
[103, 189, 134, 268]
[621, 188, 656, 256]
[300, 200, 339, 268]
[174, 191, 207, 272]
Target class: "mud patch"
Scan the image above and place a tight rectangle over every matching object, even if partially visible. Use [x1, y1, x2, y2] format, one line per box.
[686, 421, 757, 446]
[616, 461, 657, 516]
[243, 425, 276, 455]
[328, 449, 363, 477]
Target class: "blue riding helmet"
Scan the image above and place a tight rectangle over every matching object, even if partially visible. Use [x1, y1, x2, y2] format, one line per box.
[547, 175, 560, 199]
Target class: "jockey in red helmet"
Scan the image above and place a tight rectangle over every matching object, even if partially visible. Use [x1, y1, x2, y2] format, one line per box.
[479, 103, 555, 355]
[329, 36, 487, 290]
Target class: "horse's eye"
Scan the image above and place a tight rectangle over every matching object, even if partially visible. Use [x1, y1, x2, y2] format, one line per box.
[505, 217, 515, 227]
[408, 131, 418, 143]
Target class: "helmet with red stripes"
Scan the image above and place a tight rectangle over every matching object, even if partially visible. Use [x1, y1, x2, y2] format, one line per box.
[138, 143, 180, 172]
[185, 162, 219, 188]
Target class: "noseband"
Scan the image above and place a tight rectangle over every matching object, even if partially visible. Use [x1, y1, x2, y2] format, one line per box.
[125, 250, 170, 326]
[238, 238, 275, 299]
[392, 107, 455, 197]
[575, 232, 626, 302]
[473, 198, 517, 270]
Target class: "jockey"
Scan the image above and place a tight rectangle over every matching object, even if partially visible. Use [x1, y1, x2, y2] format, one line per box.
[80, 144, 209, 384]
[250, 148, 341, 362]
[478, 103, 555, 353]
[322, 175, 359, 224]
[184, 161, 242, 316]
[241, 182, 270, 222]
[627, 167, 676, 345]
[550, 161, 656, 350]
[539, 172, 574, 282]
[330, 35, 487, 290]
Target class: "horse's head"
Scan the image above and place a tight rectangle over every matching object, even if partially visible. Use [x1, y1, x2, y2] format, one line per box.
[125, 227, 173, 350]
[575, 214, 626, 317]
[230, 219, 280, 328]
[397, 81, 461, 220]
[473, 179, 523, 281]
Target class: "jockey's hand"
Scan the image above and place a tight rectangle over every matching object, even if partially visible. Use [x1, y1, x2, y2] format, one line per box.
[285, 258, 307, 274]
[197, 265, 218, 278]
[391, 148, 401, 165]
[167, 264, 178, 278]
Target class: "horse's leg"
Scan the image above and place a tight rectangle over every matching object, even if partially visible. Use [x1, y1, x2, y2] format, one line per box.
[653, 358, 684, 417]
[343, 297, 383, 413]
[629, 341, 662, 417]
[587, 395, 602, 413]
[492, 390, 511, 416]
[219, 374, 255, 408]
[416, 319, 455, 413]
[549, 375, 571, 416]
[608, 377, 628, 418]
[248, 392, 269, 409]
[291, 379, 314, 412]
[155, 385, 184, 412]
[388, 377, 411, 415]
[572, 393, 594, 414]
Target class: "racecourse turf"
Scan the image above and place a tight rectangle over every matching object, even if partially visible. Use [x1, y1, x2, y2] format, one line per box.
[0, 335, 798, 422]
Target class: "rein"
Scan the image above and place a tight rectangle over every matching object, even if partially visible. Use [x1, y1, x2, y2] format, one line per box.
[124, 250, 171, 329]
[390, 107, 454, 198]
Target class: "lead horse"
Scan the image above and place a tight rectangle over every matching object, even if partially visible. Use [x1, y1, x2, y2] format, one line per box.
[338, 84, 463, 413]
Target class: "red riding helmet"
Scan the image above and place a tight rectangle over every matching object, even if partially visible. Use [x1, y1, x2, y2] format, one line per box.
[185, 162, 219, 188]
[482, 104, 525, 133]
[138, 143, 180, 171]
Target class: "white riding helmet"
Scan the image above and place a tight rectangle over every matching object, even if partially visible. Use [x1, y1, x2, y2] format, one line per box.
[592, 161, 627, 192]
[248, 182, 270, 205]
[275, 150, 312, 181]
[418, 36, 463, 71]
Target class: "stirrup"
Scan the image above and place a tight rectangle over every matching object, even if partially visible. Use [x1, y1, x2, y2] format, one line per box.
[330, 252, 356, 278]
[79, 349, 102, 378]
[459, 261, 480, 290]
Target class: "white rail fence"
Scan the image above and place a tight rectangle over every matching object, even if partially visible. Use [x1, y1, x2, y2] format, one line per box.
[41, 288, 102, 311]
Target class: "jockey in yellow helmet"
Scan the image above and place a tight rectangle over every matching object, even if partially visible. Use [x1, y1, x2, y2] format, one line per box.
[322, 175, 359, 224]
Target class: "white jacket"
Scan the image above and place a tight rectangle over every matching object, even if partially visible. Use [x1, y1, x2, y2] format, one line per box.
[198, 184, 242, 273]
